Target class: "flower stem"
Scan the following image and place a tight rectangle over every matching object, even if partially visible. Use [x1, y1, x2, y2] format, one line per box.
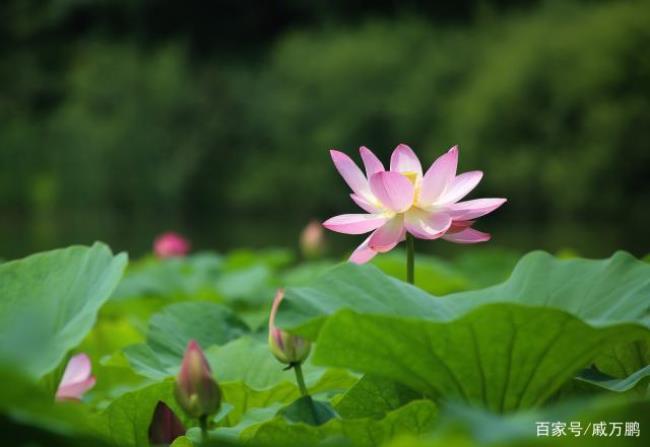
[292, 362, 321, 423]
[406, 233, 415, 285]
[199, 414, 208, 444]
[293, 362, 309, 397]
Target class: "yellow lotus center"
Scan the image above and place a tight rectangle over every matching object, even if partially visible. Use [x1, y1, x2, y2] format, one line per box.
[402, 171, 421, 207]
[402, 171, 418, 184]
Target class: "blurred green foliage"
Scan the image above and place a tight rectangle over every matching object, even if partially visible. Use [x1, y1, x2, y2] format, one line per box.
[0, 0, 649, 256]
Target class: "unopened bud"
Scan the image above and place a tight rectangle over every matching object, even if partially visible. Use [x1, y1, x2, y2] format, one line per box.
[268, 289, 311, 364]
[300, 220, 325, 259]
[174, 340, 221, 419]
[148, 401, 186, 446]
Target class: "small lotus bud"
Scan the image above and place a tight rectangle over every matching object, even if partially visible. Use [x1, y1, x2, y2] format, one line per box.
[55, 353, 96, 401]
[154, 232, 190, 258]
[300, 220, 325, 259]
[268, 289, 311, 364]
[148, 401, 186, 446]
[174, 340, 221, 419]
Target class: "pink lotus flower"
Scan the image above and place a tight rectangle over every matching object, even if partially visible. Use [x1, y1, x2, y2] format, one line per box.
[154, 232, 190, 258]
[268, 289, 311, 365]
[55, 353, 96, 401]
[174, 340, 221, 419]
[323, 144, 506, 263]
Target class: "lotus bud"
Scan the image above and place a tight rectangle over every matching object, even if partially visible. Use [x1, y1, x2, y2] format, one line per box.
[55, 353, 96, 401]
[300, 220, 325, 259]
[148, 401, 186, 447]
[154, 232, 191, 258]
[174, 340, 221, 419]
[268, 289, 311, 364]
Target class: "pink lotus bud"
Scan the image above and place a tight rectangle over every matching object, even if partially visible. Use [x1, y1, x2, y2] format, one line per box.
[300, 220, 325, 258]
[174, 340, 221, 419]
[55, 353, 96, 401]
[154, 232, 191, 258]
[268, 289, 311, 364]
[148, 401, 186, 446]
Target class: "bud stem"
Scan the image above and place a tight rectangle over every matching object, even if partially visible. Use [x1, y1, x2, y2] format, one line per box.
[292, 362, 309, 397]
[199, 415, 208, 444]
[291, 362, 322, 423]
[406, 233, 415, 285]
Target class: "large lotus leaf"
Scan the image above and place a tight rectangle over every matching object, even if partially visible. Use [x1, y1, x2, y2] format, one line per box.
[443, 251, 650, 326]
[278, 251, 650, 338]
[277, 263, 454, 340]
[314, 306, 647, 411]
[0, 243, 127, 377]
[595, 339, 649, 379]
[239, 400, 438, 447]
[335, 375, 420, 419]
[372, 251, 469, 295]
[576, 365, 650, 393]
[124, 301, 249, 379]
[578, 332, 649, 396]
[277, 252, 650, 411]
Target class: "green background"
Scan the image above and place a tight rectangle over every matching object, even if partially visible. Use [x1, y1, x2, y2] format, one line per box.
[1, 0, 648, 258]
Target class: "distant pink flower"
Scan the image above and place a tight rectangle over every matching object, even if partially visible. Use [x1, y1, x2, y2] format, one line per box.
[323, 144, 506, 264]
[154, 232, 190, 258]
[300, 220, 325, 258]
[55, 353, 96, 401]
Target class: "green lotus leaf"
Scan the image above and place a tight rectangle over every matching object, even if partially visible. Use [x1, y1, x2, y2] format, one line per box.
[0, 243, 127, 378]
